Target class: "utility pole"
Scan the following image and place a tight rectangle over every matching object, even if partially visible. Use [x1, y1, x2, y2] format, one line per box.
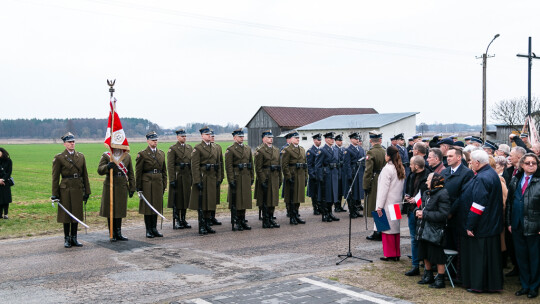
[477, 34, 500, 141]
[517, 37, 539, 118]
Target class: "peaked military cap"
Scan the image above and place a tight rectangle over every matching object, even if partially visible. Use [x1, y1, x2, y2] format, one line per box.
[450, 134, 458, 139]
[210, 129, 215, 136]
[464, 136, 472, 141]
[453, 141, 465, 147]
[175, 129, 186, 135]
[284, 131, 294, 139]
[470, 136, 483, 144]
[422, 138, 430, 142]
[483, 140, 498, 151]
[232, 128, 244, 137]
[394, 133, 404, 140]
[369, 130, 382, 139]
[312, 133, 322, 140]
[349, 132, 360, 140]
[261, 130, 273, 138]
[335, 134, 343, 141]
[289, 131, 299, 138]
[433, 133, 443, 140]
[408, 137, 414, 141]
[199, 126, 211, 134]
[61, 132, 75, 142]
[146, 131, 159, 140]
[520, 133, 529, 138]
[413, 133, 422, 139]
[323, 132, 335, 139]
[436, 137, 454, 146]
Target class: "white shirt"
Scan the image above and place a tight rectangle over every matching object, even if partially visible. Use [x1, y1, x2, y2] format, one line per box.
[451, 164, 461, 174]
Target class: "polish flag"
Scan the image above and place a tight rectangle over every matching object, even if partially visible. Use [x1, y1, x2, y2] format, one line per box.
[388, 203, 402, 220]
[104, 97, 129, 163]
[415, 191, 422, 207]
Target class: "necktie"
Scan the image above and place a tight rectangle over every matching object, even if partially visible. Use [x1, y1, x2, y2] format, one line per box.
[513, 168, 518, 176]
[451, 169, 455, 174]
[522, 176, 530, 195]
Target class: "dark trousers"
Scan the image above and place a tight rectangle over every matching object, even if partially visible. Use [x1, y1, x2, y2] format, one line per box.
[0, 205, 8, 215]
[513, 228, 540, 291]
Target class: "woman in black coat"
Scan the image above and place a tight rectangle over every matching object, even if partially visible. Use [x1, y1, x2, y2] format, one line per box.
[0, 147, 13, 219]
[416, 172, 451, 289]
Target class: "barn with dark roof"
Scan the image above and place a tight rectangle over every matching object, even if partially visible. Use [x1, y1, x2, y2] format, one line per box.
[245, 106, 378, 150]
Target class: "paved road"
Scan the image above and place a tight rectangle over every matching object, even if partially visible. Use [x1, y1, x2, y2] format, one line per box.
[0, 208, 412, 304]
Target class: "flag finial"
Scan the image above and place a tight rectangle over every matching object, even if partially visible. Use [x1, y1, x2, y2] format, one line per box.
[107, 79, 116, 94]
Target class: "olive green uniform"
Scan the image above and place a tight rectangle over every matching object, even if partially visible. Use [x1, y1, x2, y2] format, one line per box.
[215, 143, 225, 204]
[254, 143, 282, 222]
[281, 144, 308, 204]
[52, 149, 91, 223]
[167, 142, 193, 209]
[362, 143, 386, 218]
[189, 141, 221, 212]
[225, 142, 254, 210]
[136, 146, 167, 215]
[98, 152, 135, 218]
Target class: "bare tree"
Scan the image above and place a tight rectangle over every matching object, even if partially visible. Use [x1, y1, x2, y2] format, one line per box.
[490, 96, 540, 131]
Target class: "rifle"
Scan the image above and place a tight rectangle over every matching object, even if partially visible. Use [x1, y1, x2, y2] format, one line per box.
[230, 182, 238, 230]
[262, 181, 270, 227]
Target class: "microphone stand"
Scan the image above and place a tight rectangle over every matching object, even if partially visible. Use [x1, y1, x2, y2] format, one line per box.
[337, 157, 373, 265]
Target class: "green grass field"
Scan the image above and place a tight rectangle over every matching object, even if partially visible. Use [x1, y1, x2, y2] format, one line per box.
[0, 141, 265, 238]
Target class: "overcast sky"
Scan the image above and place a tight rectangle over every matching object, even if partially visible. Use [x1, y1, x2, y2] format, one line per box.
[2, 0, 540, 129]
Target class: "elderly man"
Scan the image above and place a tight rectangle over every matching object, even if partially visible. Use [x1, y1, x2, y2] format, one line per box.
[457, 150, 504, 293]
[497, 144, 511, 157]
[427, 148, 445, 174]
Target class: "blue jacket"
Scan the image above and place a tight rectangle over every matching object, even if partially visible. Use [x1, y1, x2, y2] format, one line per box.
[343, 144, 365, 201]
[456, 164, 503, 237]
[440, 164, 474, 216]
[306, 145, 319, 198]
[315, 144, 340, 203]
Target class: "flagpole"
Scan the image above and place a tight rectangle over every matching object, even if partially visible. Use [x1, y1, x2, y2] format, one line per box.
[107, 79, 115, 241]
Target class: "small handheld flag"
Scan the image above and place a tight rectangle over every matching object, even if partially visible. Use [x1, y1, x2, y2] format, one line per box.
[415, 191, 422, 208]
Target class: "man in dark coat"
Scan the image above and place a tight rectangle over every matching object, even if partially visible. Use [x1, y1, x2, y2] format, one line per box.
[167, 129, 193, 230]
[457, 149, 504, 293]
[315, 132, 341, 222]
[364, 131, 386, 241]
[307, 133, 322, 215]
[51, 133, 91, 248]
[343, 132, 365, 218]
[136, 131, 167, 238]
[334, 134, 346, 213]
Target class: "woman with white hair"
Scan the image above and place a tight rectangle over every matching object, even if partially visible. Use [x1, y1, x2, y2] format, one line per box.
[457, 150, 504, 293]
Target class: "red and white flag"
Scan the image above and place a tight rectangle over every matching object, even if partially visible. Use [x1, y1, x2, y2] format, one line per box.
[415, 191, 422, 208]
[104, 97, 129, 163]
[388, 203, 402, 220]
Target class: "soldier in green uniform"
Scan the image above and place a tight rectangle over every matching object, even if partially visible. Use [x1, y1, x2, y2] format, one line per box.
[225, 128, 254, 231]
[136, 131, 167, 238]
[189, 126, 221, 235]
[51, 132, 91, 248]
[254, 130, 282, 228]
[97, 150, 135, 241]
[209, 130, 223, 226]
[281, 131, 307, 225]
[167, 129, 193, 230]
[363, 130, 386, 241]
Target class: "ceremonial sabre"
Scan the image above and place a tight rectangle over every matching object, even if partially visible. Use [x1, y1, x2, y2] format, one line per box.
[137, 191, 166, 220]
[51, 199, 89, 229]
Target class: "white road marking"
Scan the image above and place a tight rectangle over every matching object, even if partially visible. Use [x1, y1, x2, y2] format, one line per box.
[298, 277, 393, 304]
[190, 298, 213, 304]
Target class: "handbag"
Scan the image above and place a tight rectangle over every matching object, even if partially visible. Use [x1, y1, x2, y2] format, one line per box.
[5, 177, 14, 187]
[420, 221, 445, 246]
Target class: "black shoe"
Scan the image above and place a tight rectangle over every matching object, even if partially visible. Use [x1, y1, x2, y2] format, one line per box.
[418, 270, 434, 285]
[198, 220, 208, 235]
[182, 220, 192, 229]
[380, 257, 397, 261]
[295, 215, 306, 224]
[528, 289, 538, 298]
[151, 228, 163, 237]
[151, 215, 163, 237]
[64, 236, 72, 248]
[328, 212, 340, 221]
[515, 288, 529, 296]
[290, 216, 298, 225]
[366, 231, 382, 241]
[240, 217, 251, 230]
[205, 219, 216, 234]
[144, 215, 154, 238]
[146, 229, 154, 238]
[108, 221, 117, 242]
[210, 217, 222, 225]
[173, 211, 182, 229]
[114, 219, 128, 241]
[334, 203, 346, 212]
[232, 221, 244, 231]
[70, 236, 83, 247]
[506, 267, 519, 277]
[429, 274, 445, 289]
[405, 266, 420, 276]
[270, 218, 280, 228]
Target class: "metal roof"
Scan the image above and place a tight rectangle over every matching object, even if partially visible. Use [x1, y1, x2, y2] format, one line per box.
[246, 106, 378, 129]
[297, 112, 419, 130]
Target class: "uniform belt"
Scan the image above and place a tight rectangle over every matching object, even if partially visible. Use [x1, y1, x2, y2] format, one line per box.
[62, 174, 80, 179]
[324, 163, 338, 168]
[144, 169, 162, 174]
[113, 172, 124, 177]
[175, 162, 191, 169]
[236, 163, 252, 170]
[289, 163, 307, 169]
[262, 165, 281, 171]
[200, 164, 219, 171]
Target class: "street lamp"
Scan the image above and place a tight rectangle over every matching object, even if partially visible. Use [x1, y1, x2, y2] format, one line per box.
[481, 34, 500, 141]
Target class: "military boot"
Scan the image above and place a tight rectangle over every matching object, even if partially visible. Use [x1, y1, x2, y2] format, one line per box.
[241, 215, 251, 230]
[349, 201, 358, 218]
[327, 205, 340, 221]
[334, 202, 346, 212]
[173, 210, 183, 229]
[232, 218, 244, 231]
[210, 211, 222, 225]
[115, 218, 128, 241]
[262, 212, 273, 228]
[313, 201, 321, 215]
[355, 200, 364, 217]
[70, 223, 83, 247]
[181, 209, 191, 228]
[145, 215, 154, 238]
[151, 215, 163, 237]
[321, 203, 331, 222]
[198, 218, 208, 235]
[269, 212, 280, 228]
[63, 224, 71, 248]
[289, 206, 298, 225]
[108, 220, 117, 242]
[295, 205, 306, 224]
[205, 218, 216, 234]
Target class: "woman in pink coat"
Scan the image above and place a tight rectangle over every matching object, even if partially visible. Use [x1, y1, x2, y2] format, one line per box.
[376, 145, 406, 261]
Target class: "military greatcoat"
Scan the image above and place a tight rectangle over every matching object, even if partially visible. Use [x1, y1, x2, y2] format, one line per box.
[254, 144, 282, 207]
[167, 142, 193, 209]
[362, 143, 386, 217]
[98, 152, 135, 218]
[189, 141, 221, 211]
[215, 143, 225, 204]
[136, 146, 167, 215]
[315, 144, 340, 203]
[225, 142, 254, 210]
[52, 149, 91, 223]
[342, 144, 365, 201]
[306, 145, 319, 199]
[281, 144, 308, 203]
